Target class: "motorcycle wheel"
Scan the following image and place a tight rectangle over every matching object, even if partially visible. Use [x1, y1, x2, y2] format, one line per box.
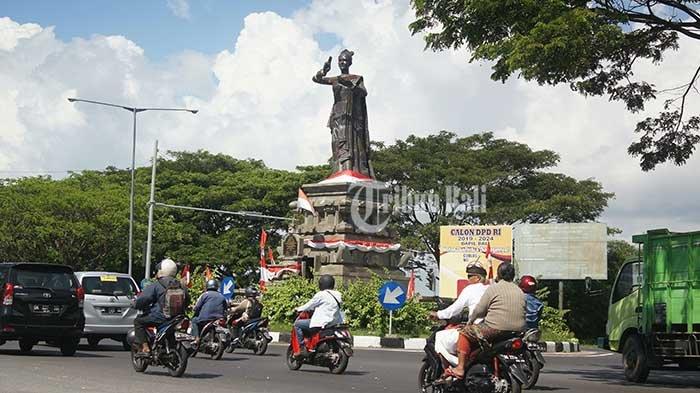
[419, 361, 443, 393]
[254, 333, 268, 356]
[211, 331, 225, 360]
[131, 348, 148, 373]
[167, 344, 189, 378]
[522, 351, 541, 390]
[328, 345, 349, 375]
[505, 372, 522, 393]
[286, 345, 303, 370]
[226, 325, 237, 353]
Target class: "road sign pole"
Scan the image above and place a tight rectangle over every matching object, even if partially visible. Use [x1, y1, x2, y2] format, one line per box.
[389, 310, 393, 336]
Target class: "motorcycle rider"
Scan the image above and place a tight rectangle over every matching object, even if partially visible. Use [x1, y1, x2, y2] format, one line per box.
[428, 263, 488, 365]
[441, 262, 526, 381]
[191, 279, 228, 345]
[229, 287, 263, 342]
[133, 258, 190, 356]
[293, 274, 343, 357]
[519, 275, 544, 330]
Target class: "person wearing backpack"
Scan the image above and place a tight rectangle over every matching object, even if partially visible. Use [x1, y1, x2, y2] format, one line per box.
[293, 274, 344, 357]
[133, 258, 190, 356]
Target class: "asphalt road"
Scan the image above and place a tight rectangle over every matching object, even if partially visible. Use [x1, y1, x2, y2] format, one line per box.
[0, 341, 699, 393]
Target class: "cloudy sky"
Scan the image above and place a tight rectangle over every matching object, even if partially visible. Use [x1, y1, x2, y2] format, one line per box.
[1, 0, 699, 240]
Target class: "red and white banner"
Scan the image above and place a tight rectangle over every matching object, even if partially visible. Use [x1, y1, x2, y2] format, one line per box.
[319, 169, 373, 184]
[297, 188, 316, 215]
[304, 237, 401, 253]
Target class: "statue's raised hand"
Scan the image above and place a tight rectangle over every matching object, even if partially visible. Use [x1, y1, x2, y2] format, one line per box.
[322, 56, 332, 75]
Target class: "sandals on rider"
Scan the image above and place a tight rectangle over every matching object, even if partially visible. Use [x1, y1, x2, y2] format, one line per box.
[433, 367, 464, 384]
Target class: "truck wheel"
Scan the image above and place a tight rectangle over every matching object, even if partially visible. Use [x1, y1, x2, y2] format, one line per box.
[622, 335, 650, 383]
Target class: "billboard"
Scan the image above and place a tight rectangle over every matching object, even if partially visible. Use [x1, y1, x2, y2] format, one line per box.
[513, 223, 607, 280]
[439, 225, 512, 298]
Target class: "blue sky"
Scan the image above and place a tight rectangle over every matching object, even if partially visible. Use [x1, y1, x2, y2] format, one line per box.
[2, 0, 312, 60]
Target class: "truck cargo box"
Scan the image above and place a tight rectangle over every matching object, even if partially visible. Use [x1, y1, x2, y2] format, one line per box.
[632, 229, 700, 334]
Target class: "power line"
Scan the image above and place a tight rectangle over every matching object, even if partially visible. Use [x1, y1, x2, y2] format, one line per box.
[154, 202, 294, 221]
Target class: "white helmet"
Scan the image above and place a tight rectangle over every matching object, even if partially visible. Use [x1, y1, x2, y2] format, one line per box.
[156, 258, 178, 278]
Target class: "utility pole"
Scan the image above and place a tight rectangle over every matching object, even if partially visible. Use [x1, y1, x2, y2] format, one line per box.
[144, 140, 158, 280]
[66, 98, 197, 277]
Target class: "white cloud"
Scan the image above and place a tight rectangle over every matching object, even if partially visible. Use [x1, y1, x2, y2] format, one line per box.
[0, 0, 698, 239]
[166, 0, 191, 20]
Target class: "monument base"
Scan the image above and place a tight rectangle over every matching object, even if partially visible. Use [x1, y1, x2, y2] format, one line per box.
[279, 174, 408, 285]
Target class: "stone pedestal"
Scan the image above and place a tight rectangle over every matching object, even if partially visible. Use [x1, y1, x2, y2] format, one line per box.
[278, 178, 407, 284]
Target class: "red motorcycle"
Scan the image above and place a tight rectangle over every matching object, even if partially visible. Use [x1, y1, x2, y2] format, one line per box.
[285, 311, 353, 374]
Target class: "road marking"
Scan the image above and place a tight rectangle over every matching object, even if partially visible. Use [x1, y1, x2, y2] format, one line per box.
[546, 351, 614, 358]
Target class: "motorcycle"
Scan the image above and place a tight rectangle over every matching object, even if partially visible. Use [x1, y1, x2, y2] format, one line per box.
[520, 329, 545, 390]
[226, 316, 272, 355]
[420, 321, 527, 393]
[126, 315, 195, 378]
[193, 318, 230, 360]
[285, 311, 353, 374]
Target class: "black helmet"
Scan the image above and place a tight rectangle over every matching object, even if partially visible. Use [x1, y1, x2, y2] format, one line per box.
[318, 274, 335, 290]
[206, 279, 219, 291]
[245, 287, 258, 298]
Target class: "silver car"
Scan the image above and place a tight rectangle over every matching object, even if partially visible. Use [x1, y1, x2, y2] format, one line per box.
[75, 271, 139, 350]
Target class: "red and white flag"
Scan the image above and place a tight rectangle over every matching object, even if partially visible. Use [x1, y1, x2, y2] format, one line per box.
[180, 264, 192, 288]
[297, 188, 316, 215]
[407, 270, 416, 299]
[259, 229, 273, 290]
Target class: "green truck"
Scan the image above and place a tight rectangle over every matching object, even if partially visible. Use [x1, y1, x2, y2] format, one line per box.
[606, 229, 700, 382]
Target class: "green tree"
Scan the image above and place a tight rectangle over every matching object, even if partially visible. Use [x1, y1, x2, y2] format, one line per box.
[410, 0, 700, 170]
[372, 131, 613, 263]
[0, 151, 328, 279]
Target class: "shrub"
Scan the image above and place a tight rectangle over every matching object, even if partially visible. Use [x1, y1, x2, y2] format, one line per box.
[262, 276, 317, 324]
[261, 274, 431, 337]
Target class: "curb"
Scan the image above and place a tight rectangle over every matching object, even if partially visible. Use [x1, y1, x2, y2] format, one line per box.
[268, 332, 579, 352]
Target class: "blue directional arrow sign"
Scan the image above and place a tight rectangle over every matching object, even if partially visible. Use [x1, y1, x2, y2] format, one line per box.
[220, 276, 235, 301]
[378, 281, 406, 311]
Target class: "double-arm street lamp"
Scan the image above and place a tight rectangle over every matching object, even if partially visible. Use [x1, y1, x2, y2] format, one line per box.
[67, 98, 198, 277]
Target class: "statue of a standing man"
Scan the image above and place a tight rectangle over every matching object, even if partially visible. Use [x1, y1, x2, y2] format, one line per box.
[313, 49, 374, 178]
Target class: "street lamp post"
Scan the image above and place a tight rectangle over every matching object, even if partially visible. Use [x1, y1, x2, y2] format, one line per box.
[67, 98, 197, 278]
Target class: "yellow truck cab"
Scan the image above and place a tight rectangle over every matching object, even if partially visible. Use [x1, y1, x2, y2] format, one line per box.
[606, 229, 700, 382]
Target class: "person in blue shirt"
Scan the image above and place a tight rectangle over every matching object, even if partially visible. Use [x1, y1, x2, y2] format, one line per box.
[519, 275, 543, 329]
[191, 279, 228, 344]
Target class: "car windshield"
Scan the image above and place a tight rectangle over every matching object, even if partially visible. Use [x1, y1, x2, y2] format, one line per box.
[82, 276, 137, 296]
[15, 266, 75, 290]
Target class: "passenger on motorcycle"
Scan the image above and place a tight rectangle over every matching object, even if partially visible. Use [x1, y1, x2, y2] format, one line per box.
[442, 262, 526, 381]
[133, 258, 190, 357]
[191, 279, 228, 344]
[293, 274, 343, 357]
[229, 287, 263, 341]
[428, 263, 488, 365]
[519, 275, 544, 330]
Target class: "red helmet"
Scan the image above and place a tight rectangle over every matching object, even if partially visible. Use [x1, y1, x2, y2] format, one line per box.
[519, 275, 537, 294]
